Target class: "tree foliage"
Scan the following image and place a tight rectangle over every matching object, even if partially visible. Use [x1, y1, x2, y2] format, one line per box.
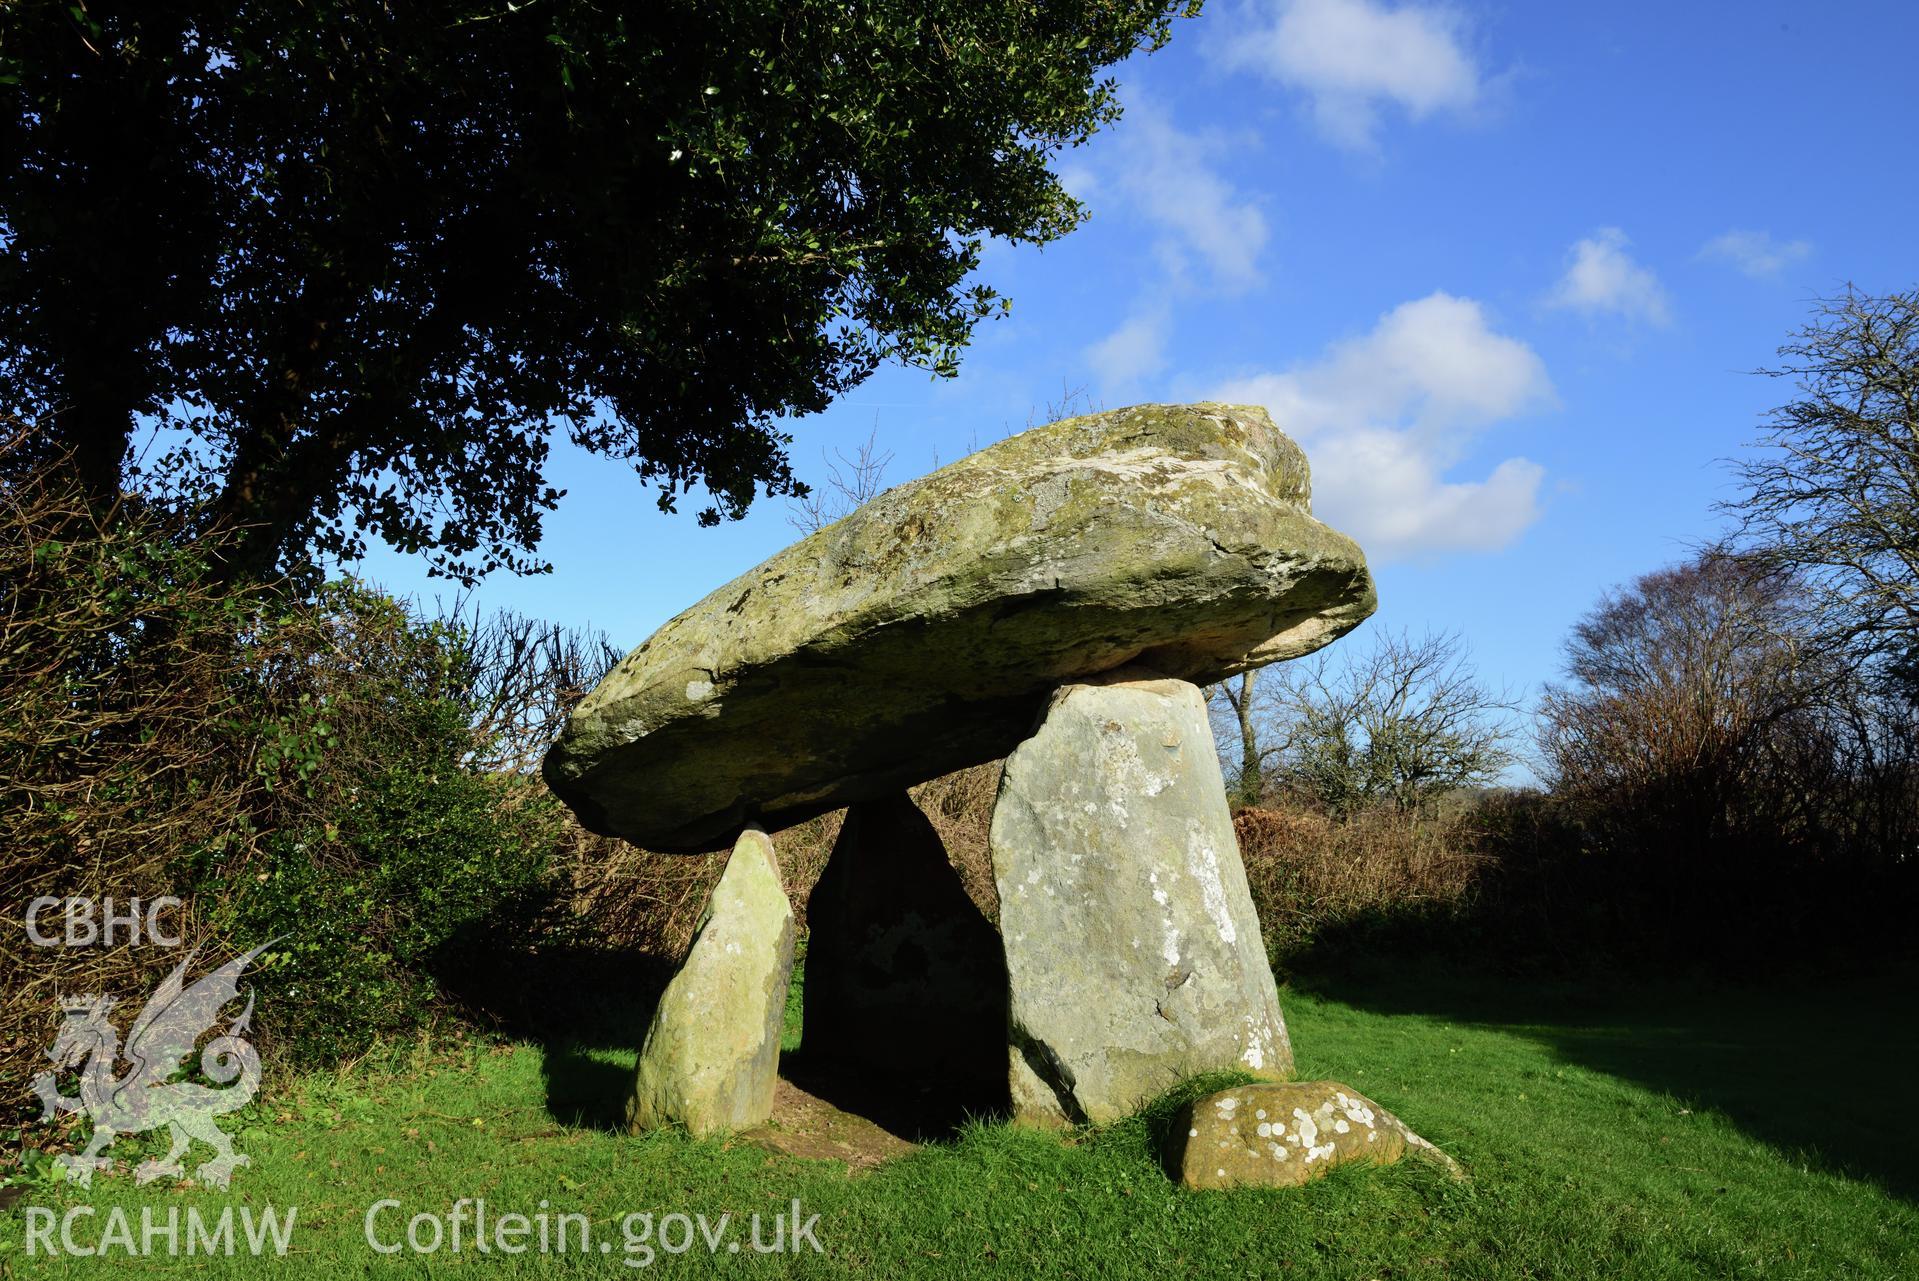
[0, 0, 1196, 582]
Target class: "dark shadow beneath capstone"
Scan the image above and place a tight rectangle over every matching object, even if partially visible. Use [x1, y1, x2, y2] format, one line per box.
[774, 1052, 1006, 1145]
[791, 791, 1011, 1140]
[452, 792, 1017, 1146]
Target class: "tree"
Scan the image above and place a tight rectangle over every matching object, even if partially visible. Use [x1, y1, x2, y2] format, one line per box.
[1209, 671, 1270, 806]
[1207, 668, 1300, 807]
[1211, 630, 1518, 815]
[786, 427, 893, 535]
[1721, 287, 1919, 680]
[1532, 552, 1919, 950]
[1537, 554, 1835, 851]
[0, 0, 1196, 583]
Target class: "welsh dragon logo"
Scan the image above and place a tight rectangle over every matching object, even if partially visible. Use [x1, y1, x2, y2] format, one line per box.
[30, 942, 272, 1189]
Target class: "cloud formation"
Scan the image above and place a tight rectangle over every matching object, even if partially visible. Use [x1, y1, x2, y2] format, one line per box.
[1546, 227, 1671, 326]
[1211, 0, 1485, 150]
[1212, 292, 1554, 559]
[1106, 95, 1268, 289]
[1083, 95, 1267, 397]
[1085, 306, 1171, 395]
[1699, 228, 1812, 279]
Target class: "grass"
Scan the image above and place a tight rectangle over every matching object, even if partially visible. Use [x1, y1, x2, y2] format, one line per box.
[3, 963, 1915, 1279]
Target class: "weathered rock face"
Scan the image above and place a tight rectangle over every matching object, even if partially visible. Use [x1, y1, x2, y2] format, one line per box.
[801, 793, 1007, 1090]
[545, 403, 1375, 852]
[626, 827, 795, 1137]
[1168, 1081, 1462, 1190]
[991, 673, 1292, 1126]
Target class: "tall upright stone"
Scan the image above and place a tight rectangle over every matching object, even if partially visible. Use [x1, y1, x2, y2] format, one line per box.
[626, 826, 795, 1137]
[802, 792, 1007, 1089]
[991, 672, 1291, 1126]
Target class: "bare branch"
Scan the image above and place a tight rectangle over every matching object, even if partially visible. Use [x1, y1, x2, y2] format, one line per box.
[786, 422, 895, 535]
[1720, 286, 1919, 680]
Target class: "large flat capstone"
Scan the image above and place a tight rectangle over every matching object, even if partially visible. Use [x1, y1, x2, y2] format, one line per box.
[545, 403, 1375, 852]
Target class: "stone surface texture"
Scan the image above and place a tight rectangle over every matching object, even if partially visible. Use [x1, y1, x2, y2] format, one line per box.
[625, 827, 795, 1137]
[1169, 1081, 1463, 1190]
[545, 403, 1375, 851]
[801, 793, 1007, 1089]
[991, 673, 1292, 1126]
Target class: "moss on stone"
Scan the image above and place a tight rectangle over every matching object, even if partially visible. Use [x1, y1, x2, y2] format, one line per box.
[545, 403, 1375, 852]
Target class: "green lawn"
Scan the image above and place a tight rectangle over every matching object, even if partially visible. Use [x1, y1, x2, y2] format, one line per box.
[4, 965, 1915, 1278]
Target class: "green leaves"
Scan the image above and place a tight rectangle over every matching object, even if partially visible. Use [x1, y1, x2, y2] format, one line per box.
[3, 0, 1197, 583]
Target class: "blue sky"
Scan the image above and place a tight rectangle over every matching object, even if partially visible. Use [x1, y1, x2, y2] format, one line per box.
[355, 0, 1919, 749]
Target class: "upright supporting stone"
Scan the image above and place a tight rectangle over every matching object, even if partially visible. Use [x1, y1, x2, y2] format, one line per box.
[626, 825, 795, 1137]
[991, 673, 1292, 1126]
[802, 792, 1007, 1087]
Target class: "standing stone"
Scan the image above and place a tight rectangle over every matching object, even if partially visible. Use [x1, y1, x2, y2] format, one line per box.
[992, 673, 1291, 1126]
[626, 826, 795, 1137]
[802, 793, 1007, 1089]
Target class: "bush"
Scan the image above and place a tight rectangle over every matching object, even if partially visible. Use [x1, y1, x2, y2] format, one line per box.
[2, 461, 270, 1094]
[181, 585, 577, 1062]
[1234, 801, 1487, 969]
[0, 452, 577, 1089]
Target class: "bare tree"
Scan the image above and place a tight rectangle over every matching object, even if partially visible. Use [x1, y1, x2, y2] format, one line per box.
[437, 602, 622, 775]
[786, 426, 895, 535]
[788, 385, 1098, 529]
[1721, 287, 1919, 682]
[1207, 670, 1297, 806]
[1532, 550, 1919, 953]
[1025, 381, 1103, 431]
[1538, 554, 1838, 847]
[1215, 630, 1519, 814]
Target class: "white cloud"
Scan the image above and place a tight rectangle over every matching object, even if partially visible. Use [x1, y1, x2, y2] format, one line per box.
[1054, 162, 1100, 204]
[1078, 96, 1266, 400]
[1699, 228, 1812, 279]
[1109, 95, 1268, 290]
[1211, 0, 1484, 150]
[1085, 306, 1171, 395]
[1546, 227, 1671, 326]
[1212, 292, 1554, 559]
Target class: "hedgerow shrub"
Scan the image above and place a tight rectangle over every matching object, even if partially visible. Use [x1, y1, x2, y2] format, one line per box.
[1233, 801, 1488, 970]
[1, 449, 577, 1090]
[181, 584, 577, 1063]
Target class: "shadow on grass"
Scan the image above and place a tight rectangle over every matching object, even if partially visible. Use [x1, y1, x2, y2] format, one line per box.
[1127, 1070, 1259, 1182]
[1294, 956, 1919, 1203]
[468, 947, 1005, 1142]
[539, 1034, 646, 1132]
[445, 944, 672, 1132]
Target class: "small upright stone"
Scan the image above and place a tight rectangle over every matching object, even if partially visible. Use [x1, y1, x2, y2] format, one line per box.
[802, 792, 1007, 1088]
[992, 673, 1292, 1126]
[626, 826, 795, 1137]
